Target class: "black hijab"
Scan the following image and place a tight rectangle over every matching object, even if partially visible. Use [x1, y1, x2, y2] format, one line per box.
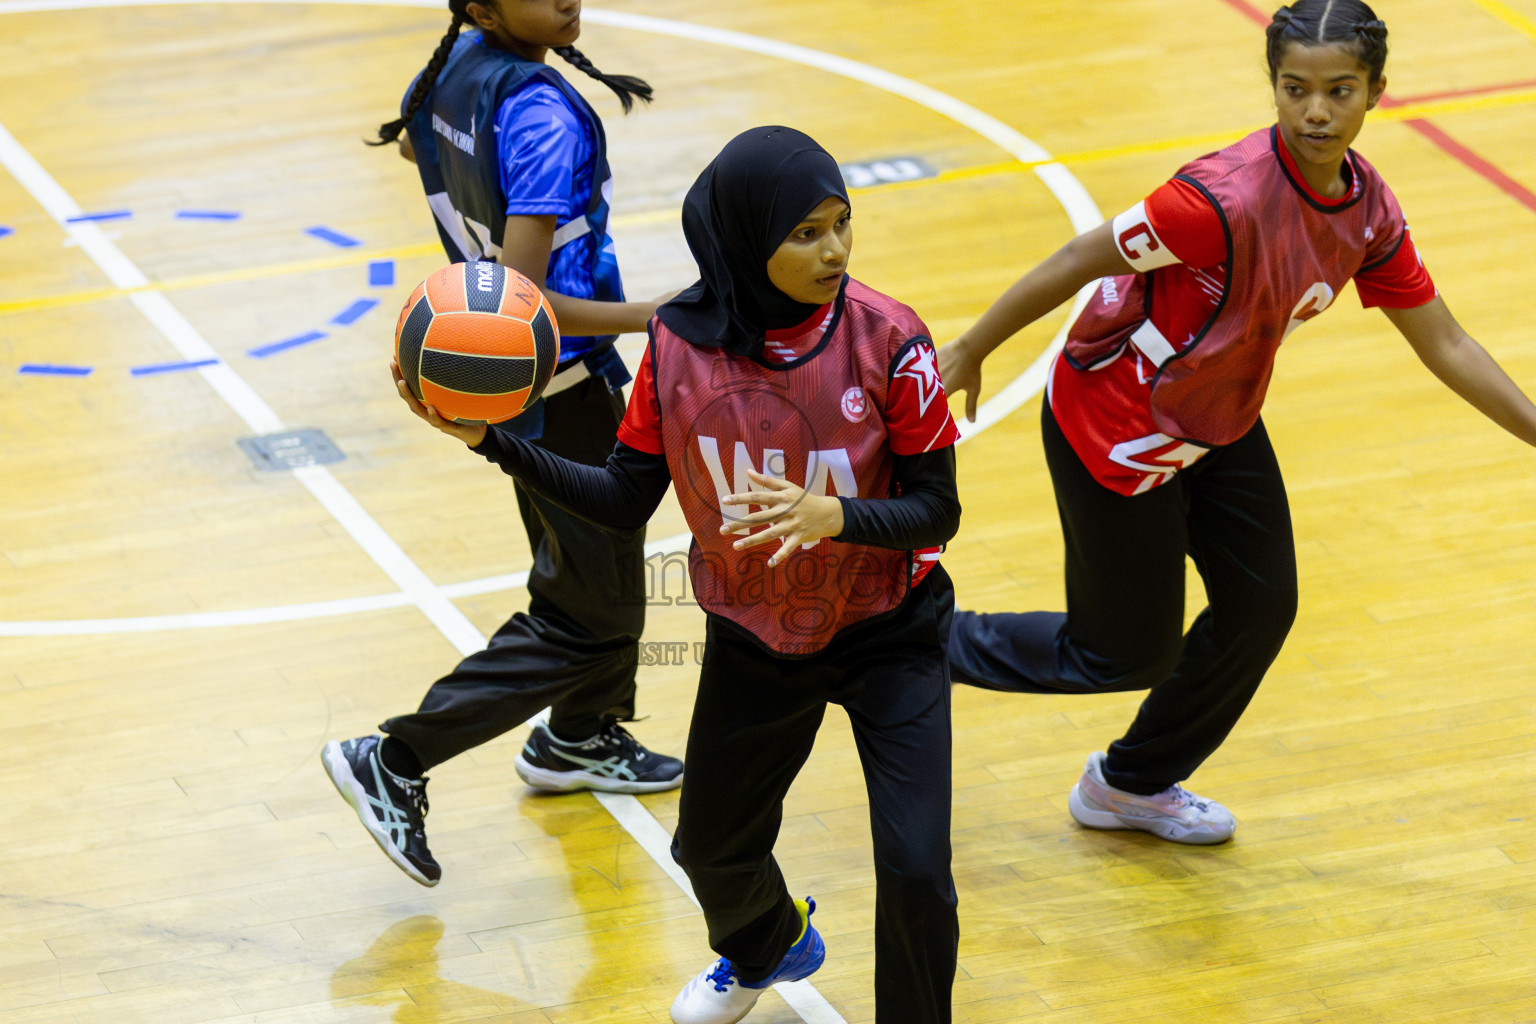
[657, 126, 850, 356]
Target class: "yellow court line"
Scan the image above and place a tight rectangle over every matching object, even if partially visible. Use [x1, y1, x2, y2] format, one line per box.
[1380, 87, 1536, 122]
[0, 208, 686, 317]
[5, 88, 1534, 318]
[0, 241, 438, 315]
[1467, 0, 1536, 43]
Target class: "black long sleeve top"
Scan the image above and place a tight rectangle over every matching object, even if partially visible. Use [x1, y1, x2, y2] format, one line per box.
[470, 427, 960, 551]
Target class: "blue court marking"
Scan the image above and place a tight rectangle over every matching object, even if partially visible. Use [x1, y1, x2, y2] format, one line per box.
[65, 210, 131, 223]
[19, 363, 93, 376]
[130, 358, 218, 376]
[330, 298, 379, 326]
[248, 330, 327, 358]
[176, 210, 241, 220]
[305, 226, 361, 248]
[9, 228, 377, 381]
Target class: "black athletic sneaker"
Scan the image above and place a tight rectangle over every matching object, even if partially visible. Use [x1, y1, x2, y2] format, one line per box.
[321, 735, 441, 886]
[514, 721, 684, 794]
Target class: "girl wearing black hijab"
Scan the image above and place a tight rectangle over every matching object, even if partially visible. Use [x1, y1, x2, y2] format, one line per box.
[393, 125, 963, 1024]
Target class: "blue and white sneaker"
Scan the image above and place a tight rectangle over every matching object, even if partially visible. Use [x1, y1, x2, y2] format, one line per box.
[514, 721, 683, 794]
[670, 898, 825, 1024]
[321, 735, 440, 886]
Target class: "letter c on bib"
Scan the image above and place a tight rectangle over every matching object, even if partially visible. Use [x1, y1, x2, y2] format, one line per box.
[1117, 224, 1161, 262]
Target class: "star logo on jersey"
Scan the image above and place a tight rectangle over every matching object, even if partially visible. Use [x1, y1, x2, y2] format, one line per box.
[841, 387, 869, 423]
[894, 343, 943, 417]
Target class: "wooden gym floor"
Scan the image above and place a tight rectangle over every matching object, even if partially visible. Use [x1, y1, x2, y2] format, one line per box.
[2, 1, 1535, 1021]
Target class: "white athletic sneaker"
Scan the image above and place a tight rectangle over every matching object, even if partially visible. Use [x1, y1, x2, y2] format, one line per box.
[1067, 751, 1236, 844]
[670, 897, 825, 1024]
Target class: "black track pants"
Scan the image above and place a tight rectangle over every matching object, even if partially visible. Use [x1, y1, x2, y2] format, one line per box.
[672, 566, 958, 1023]
[383, 376, 647, 769]
[948, 401, 1298, 795]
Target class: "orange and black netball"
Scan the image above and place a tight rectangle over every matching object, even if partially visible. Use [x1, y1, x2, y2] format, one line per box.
[394, 261, 561, 424]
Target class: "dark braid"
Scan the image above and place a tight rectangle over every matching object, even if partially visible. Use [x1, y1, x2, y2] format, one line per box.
[1348, 18, 1389, 77]
[1266, 0, 1389, 83]
[369, 2, 470, 146]
[553, 45, 654, 114]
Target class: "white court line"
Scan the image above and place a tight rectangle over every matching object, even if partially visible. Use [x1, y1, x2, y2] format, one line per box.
[0, 7, 1103, 1018]
[0, 532, 694, 636]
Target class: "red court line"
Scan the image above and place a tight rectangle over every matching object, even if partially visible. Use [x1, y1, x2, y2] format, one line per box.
[1214, 0, 1536, 216]
[1224, 0, 1271, 22]
[1393, 78, 1536, 105]
[1389, 113, 1536, 213]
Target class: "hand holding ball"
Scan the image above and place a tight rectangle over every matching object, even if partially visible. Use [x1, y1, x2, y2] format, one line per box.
[394, 261, 561, 424]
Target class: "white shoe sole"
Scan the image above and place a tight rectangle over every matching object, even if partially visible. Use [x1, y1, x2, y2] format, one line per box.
[669, 1001, 757, 1024]
[669, 980, 761, 1024]
[1068, 782, 1234, 845]
[321, 741, 439, 886]
[514, 753, 683, 794]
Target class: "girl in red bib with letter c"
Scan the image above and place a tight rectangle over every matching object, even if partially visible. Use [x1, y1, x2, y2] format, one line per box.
[940, 0, 1536, 847]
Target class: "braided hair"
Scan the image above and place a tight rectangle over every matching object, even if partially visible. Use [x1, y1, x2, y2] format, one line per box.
[370, 0, 653, 147]
[1267, 0, 1389, 84]
[553, 46, 653, 113]
[370, 0, 471, 146]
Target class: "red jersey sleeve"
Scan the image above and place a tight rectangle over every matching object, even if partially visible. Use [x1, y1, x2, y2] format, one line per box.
[1142, 178, 1227, 268]
[887, 338, 961, 455]
[1354, 224, 1437, 309]
[614, 344, 666, 455]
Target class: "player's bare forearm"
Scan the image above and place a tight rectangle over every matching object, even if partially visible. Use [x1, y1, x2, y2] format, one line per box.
[956, 222, 1132, 361]
[1422, 338, 1536, 446]
[496, 216, 659, 337]
[1388, 298, 1536, 448]
[541, 291, 659, 338]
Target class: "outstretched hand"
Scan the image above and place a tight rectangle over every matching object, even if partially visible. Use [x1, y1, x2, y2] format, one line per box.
[938, 337, 984, 423]
[391, 360, 488, 447]
[721, 469, 844, 568]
